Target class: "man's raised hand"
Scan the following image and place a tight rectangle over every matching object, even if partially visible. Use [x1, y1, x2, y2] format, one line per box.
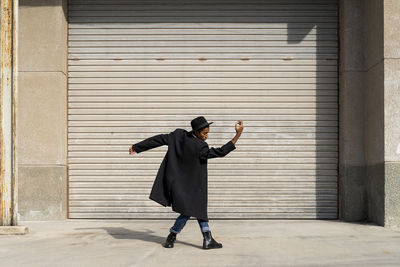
[235, 120, 244, 134]
[129, 146, 136, 155]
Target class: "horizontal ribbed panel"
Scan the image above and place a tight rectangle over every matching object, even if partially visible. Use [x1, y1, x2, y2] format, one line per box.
[68, 0, 338, 219]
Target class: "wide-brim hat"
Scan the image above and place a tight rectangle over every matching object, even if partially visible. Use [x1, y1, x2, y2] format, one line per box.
[190, 116, 213, 132]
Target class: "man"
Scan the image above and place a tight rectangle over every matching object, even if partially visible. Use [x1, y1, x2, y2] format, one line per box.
[129, 116, 244, 249]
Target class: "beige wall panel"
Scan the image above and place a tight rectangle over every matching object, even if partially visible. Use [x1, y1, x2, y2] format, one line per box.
[384, 0, 400, 59]
[18, 166, 67, 220]
[384, 59, 400, 162]
[19, 0, 67, 73]
[18, 72, 67, 165]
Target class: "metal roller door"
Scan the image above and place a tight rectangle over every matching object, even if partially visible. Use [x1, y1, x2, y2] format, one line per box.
[68, 0, 338, 219]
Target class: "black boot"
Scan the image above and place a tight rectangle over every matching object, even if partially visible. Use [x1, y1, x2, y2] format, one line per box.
[202, 231, 222, 249]
[163, 232, 177, 248]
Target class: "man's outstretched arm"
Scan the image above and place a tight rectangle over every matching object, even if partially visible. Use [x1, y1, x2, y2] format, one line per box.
[130, 132, 171, 154]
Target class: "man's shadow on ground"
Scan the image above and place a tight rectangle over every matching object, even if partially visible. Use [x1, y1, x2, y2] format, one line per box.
[75, 227, 202, 249]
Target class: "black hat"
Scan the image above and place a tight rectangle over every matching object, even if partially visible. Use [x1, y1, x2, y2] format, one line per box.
[191, 116, 213, 132]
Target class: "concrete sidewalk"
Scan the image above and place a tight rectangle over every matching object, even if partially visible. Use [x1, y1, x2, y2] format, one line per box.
[0, 220, 399, 267]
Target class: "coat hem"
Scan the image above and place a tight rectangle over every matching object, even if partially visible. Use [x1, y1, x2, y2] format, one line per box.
[171, 207, 209, 222]
[149, 195, 170, 207]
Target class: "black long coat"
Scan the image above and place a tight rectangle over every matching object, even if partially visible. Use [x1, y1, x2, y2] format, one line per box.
[131, 128, 236, 221]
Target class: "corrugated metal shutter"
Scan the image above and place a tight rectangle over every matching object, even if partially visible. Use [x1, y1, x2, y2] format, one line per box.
[68, 0, 338, 219]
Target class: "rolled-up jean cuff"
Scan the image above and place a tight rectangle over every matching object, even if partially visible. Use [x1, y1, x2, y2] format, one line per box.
[170, 227, 180, 234]
[201, 226, 210, 232]
[198, 220, 210, 232]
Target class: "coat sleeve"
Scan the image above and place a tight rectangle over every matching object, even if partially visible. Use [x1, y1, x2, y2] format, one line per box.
[199, 140, 236, 160]
[132, 132, 170, 154]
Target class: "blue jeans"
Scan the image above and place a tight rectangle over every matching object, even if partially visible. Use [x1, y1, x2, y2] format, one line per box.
[170, 214, 210, 233]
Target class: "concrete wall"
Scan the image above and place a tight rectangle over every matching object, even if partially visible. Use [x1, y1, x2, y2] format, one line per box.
[339, 0, 400, 229]
[17, 0, 68, 220]
[14, 0, 399, 226]
[365, 0, 400, 229]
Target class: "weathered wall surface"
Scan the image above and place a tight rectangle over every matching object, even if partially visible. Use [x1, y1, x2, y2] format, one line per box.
[17, 0, 67, 220]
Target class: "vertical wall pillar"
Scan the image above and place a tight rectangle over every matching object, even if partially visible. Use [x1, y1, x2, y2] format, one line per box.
[0, 0, 17, 226]
[338, 0, 367, 221]
[17, 0, 68, 220]
[364, 0, 400, 229]
[364, 0, 385, 227]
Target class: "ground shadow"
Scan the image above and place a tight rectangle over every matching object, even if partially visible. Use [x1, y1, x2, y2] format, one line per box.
[74, 227, 202, 249]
